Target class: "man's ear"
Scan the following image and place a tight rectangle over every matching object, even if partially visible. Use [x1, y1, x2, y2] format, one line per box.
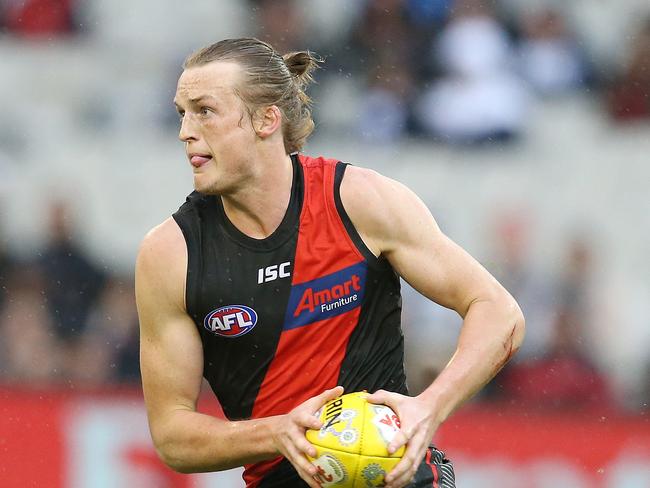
[254, 105, 282, 139]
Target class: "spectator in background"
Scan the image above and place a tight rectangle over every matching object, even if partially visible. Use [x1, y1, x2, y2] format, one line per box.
[62, 277, 140, 387]
[0, 232, 14, 312]
[499, 305, 614, 411]
[82, 277, 140, 384]
[643, 364, 650, 414]
[348, 0, 417, 71]
[555, 236, 595, 321]
[516, 7, 588, 96]
[405, 0, 453, 30]
[415, 0, 530, 144]
[251, 0, 306, 53]
[607, 15, 650, 121]
[358, 52, 414, 142]
[0, 200, 140, 388]
[39, 200, 106, 343]
[2, 0, 78, 38]
[0, 264, 62, 384]
[498, 236, 615, 411]
[0, 214, 64, 384]
[487, 209, 555, 362]
[346, 0, 421, 140]
[401, 281, 461, 396]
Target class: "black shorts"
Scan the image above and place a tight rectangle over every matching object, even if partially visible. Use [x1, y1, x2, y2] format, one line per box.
[258, 445, 456, 487]
[410, 446, 456, 487]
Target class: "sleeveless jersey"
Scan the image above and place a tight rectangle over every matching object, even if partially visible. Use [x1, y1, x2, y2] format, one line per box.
[172, 154, 406, 487]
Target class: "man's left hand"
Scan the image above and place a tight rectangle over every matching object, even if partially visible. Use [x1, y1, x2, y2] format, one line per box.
[366, 390, 440, 488]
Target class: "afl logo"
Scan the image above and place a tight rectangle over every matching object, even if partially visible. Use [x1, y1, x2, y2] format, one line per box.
[203, 305, 258, 338]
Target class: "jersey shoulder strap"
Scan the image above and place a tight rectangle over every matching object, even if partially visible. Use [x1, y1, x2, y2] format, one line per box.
[297, 154, 384, 268]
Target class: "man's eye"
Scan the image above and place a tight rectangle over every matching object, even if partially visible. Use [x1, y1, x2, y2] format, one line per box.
[177, 111, 185, 120]
[200, 107, 211, 116]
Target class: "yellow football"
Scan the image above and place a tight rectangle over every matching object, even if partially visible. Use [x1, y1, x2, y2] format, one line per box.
[306, 391, 405, 487]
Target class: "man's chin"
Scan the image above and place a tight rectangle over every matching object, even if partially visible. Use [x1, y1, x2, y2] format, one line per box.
[194, 184, 220, 195]
[193, 175, 219, 195]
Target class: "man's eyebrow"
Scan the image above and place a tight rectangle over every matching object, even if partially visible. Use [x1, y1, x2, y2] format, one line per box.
[189, 95, 218, 104]
[174, 95, 218, 109]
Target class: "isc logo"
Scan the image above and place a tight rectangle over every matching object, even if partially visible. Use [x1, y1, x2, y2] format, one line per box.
[258, 262, 291, 284]
[203, 305, 258, 338]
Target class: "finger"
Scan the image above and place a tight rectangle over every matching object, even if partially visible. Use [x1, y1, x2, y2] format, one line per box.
[386, 454, 418, 488]
[365, 388, 390, 404]
[386, 456, 408, 484]
[391, 455, 420, 488]
[386, 431, 426, 480]
[387, 428, 410, 455]
[299, 466, 322, 488]
[367, 390, 406, 416]
[389, 465, 418, 488]
[319, 385, 344, 403]
[386, 467, 416, 488]
[304, 386, 344, 412]
[295, 409, 325, 431]
[284, 439, 320, 484]
[385, 434, 428, 486]
[295, 456, 322, 488]
[292, 428, 318, 458]
[297, 466, 321, 488]
[386, 430, 409, 454]
[306, 476, 322, 488]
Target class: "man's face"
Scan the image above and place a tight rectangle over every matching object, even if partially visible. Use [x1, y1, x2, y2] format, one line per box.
[174, 61, 258, 194]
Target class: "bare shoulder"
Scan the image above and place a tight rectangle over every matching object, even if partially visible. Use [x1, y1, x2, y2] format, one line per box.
[138, 218, 186, 266]
[339, 164, 438, 256]
[136, 217, 187, 310]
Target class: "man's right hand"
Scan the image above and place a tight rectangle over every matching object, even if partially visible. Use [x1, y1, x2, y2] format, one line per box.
[271, 386, 344, 488]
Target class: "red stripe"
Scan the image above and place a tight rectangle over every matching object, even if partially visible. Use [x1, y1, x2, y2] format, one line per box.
[251, 309, 361, 419]
[425, 449, 439, 488]
[244, 310, 361, 487]
[244, 156, 365, 486]
[291, 156, 364, 285]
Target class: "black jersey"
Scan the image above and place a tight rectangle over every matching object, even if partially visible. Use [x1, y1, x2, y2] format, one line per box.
[172, 153, 406, 486]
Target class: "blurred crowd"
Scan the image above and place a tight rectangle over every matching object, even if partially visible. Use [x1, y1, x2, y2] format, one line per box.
[401, 208, 642, 414]
[0, 201, 139, 387]
[1, 0, 649, 138]
[246, 0, 650, 142]
[1, 0, 649, 415]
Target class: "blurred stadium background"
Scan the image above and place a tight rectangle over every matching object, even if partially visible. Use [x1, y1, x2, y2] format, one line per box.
[1, 0, 650, 486]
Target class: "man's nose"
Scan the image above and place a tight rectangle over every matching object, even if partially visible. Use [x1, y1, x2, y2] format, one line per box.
[179, 114, 197, 142]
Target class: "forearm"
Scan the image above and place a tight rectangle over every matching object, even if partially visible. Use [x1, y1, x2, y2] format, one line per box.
[419, 297, 525, 423]
[152, 408, 280, 473]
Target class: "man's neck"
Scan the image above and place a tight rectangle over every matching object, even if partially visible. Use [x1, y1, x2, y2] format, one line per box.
[220, 151, 294, 240]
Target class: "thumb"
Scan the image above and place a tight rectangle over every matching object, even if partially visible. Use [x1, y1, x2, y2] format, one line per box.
[366, 389, 390, 405]
[308, 386, 344, 411]
[321, 385, 344, 402]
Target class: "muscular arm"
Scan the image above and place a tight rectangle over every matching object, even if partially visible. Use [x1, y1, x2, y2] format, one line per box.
[341, 167, 524, 484]
[137, 218, 341, 484]
[371, 176, 524, 422]
[136, 218, 281, 472]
